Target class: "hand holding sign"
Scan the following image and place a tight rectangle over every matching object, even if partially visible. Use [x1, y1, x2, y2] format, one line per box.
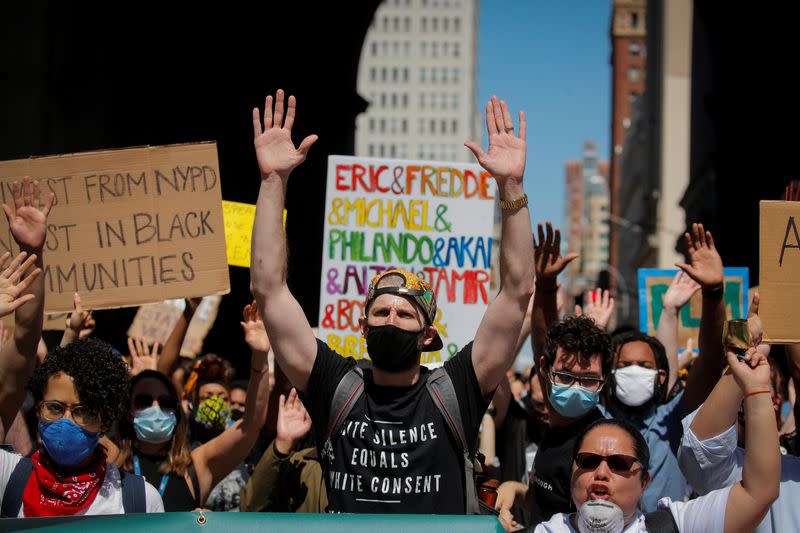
[534, 222, 578, 285]
[1, 177, 55, 252]
[253, 89, 318, 182]
[727, 294, 771, 388]
[675, 223, 724, 289]
[0, 251, 41, 318]
[464, 96, 526, 183]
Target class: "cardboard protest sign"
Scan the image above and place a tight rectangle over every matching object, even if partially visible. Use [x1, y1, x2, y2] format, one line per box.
[318, 156, 497, 367]
[638, 267, 749, 347]
[222, 200, 286, 268]
[127, 295, 222, 358]
[0, 143, 230, 313]
[759, 201, 800, 342]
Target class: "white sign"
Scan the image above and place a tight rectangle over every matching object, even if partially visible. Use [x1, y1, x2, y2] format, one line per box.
[318, 156, 497, 367]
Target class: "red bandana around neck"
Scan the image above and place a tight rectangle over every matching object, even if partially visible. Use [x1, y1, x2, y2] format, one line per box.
[21, 449, 107, 517]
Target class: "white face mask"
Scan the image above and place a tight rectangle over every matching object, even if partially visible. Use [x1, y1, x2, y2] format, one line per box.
[577, 499, 625, 533]
[613, 365, 658, 407]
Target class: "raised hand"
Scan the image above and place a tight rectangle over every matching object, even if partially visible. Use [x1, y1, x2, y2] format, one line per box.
[464, 95, 526, 183]
[128, 337, 159, 376]
[65, 293, 92, 333]
[1, 176, 55, 251]
[534, 222, 578, 284]
[729, 293, 770, 385]
[675, 223, 723, 289]
[274, 387, 312, 455]
[252, 89, 318, 181]
[0, 251, 41, 318]
[574, 288, 615, 330]
[240, 299, 271, 354]
[662, 270, 701, 310]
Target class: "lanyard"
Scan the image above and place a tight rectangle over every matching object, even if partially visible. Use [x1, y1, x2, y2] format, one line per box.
[133, 455, 170, 497]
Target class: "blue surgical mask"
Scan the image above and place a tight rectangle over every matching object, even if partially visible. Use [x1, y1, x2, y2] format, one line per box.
[548, 382, 599, 418]
[38, 418, 100, 466]
[133, 406, 177, 444]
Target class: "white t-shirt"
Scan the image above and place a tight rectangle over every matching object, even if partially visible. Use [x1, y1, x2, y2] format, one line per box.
[0, 449, 164, 516]
[533, 487, 731, 533]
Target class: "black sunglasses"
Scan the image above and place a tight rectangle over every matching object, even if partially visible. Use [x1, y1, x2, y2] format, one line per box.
[133, 393, 178, 411]
[574, 452, 641, 473]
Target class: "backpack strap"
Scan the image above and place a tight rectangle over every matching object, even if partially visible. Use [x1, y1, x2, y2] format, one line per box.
[644, 508, 680, 533]
[326, 366, 365, 443]
[119, 469, 147, 514]
[189, 465, 201, 508]
[425, 367, 479, 515]
[1, 456, 32, 518]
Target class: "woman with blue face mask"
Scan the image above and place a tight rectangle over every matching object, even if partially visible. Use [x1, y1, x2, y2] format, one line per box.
[0, 338, 165, 516]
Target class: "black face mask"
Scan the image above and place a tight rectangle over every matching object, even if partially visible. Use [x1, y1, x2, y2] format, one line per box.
[366, 324, 424, 372]
[230, 408, 244, 421]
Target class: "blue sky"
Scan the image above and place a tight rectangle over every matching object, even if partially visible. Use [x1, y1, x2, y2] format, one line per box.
[477, 1, 611, 368]
[477, 1, 611, 233]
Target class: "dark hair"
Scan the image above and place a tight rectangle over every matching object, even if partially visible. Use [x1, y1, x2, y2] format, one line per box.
[572, 418, 650, 480]
[543, 316, 613, 378]
[116, 370, 193, 477]
[29, 338, 130, 432]
[611, 331, 669, 404]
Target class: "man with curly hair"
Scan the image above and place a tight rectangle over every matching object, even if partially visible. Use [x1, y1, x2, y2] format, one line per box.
[495, 315, 613, 527]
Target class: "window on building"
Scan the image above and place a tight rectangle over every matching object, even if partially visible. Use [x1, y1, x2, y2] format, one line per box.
[418, 118, 425, 134]
[368, 144, 374, 157]
[420, 93, 426, 108]
[628, 67, 640, 83]
[443, 17, 450, 32]
[380, 118, 386, 133]
[392, 68, 398, 82]
[429, 119, 436, 133]
[402, 93, 408, 107]
[454, 42, 460, 57]
[393, 17, 399, 31]
[433, 17, 439, 32]
[392, 42, 399, 56]
[390, 145, 396, 157]
[453, 68, 460, 83]
[404, 41, 410, 55]
[451, 119, 457, 134]
[370, 67, 376, 82]
[631, 12, 639, 28]
[381, 68, 387, 82]
[421, 42, 427, 56]
[442, 68, 449, 82]
[369, 118, 375, 133]
[371, 42, 378, 56]
[402, 119, 408, 133]
[404, 17, 410, 31]
[454, 17, 461, 32]
[629, 42, 640, 57]
[431, 68, 438, 83]
[440, 119, 447, 134]
[380, 93, 386, 107]
[420, 67, 427, 83]
[382, 17, 389, 31]
[432, 42, 439, 58]
[421, 17, 427, 32]
[379, 144, 385, 157]
[629, 92, 641, 111]
[391, 93, 398, 108]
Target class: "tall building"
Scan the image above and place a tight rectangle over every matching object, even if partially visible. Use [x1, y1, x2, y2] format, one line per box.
[608, 0, 647, 297]
[355, 0, 479, 162]
[565, 141, 610, 300]
[615, 0, 693, 327]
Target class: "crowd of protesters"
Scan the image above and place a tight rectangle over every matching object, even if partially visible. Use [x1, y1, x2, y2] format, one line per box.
[0, 90, 791, 533]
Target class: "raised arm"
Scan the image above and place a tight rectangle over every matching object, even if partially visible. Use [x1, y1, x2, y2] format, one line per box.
[250, 89, 318, 392]
[157, 297, 201, 376]
[190, 299, 271, 503]
[655, 271, 700, 392]
[465, 96, 534, 396]
[574, 288, 615, 331]
[530, 222, 578, 356]
[676, 224, 726, 412]
[722, 305, 779, 533]
[0, 178, 53, 433]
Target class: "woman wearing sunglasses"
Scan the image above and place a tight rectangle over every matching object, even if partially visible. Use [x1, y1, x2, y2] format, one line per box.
[114, 302, 269, 512]
[534, 342, 779, 532]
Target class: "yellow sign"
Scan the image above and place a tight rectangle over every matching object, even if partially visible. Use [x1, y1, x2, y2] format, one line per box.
[222, 200, 285, 268]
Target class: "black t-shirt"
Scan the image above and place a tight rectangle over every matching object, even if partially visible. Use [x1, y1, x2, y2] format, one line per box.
[131, 451, 197, 512]
[526, 408, 604, 525]
[302, 339, 489, 514]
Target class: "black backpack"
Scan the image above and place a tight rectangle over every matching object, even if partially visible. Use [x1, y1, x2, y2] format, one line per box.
[0, 457, 147, 517]
[324, 365, 484, 514]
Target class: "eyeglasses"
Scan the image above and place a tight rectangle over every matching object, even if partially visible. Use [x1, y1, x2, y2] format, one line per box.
[550, 370, 605, 392]
[133, 393, 178, 411]
[574, 452, 642, 474]
[38, 400, 101, 428]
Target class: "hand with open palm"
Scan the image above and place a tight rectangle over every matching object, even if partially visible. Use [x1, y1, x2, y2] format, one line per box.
[534, 222, 578, 284]
[465, 96, 526, 185]
[253, 89, 318, 182]
[1, 177, 55, 252]
[0, 251, 41, 318]
[274, 388, 311, 455]
[675, 223, 723, 289]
